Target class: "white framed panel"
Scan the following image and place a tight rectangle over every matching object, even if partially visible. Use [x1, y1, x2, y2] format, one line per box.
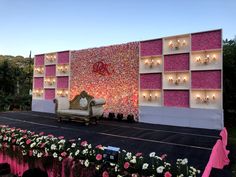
[140, 56, 162, 73]
[45, 53, 57, 65]
[163, 72, 190, 90]
[190, 49, 222, 70]
[163, 35, 190, 55]
[139, 106, 223, 130]
[139, 90, 162, 106]
[56, 64, 70, 76]
[190, 90, 222, 109]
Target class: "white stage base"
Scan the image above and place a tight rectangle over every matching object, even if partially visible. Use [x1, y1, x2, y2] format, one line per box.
[32, 99, 55, 113]
[139, 106, 224, 130]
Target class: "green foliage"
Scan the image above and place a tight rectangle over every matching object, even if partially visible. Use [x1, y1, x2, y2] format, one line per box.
[223, 38, 236, 121]
[0, 55, 33, 111]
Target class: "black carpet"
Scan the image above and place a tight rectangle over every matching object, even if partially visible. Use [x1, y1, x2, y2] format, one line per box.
[0, 111, 220, 173]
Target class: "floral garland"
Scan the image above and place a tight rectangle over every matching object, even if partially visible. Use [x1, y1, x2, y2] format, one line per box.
[0, 125, 200, 177]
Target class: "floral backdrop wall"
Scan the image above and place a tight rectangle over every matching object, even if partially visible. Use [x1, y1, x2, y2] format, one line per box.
[70, 42, 139, 117]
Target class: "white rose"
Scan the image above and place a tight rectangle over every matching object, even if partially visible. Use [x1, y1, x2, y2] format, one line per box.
[30, 142, 36, 148]
[156, 166, 164, 173]
[130, 158, 136, 164]
[181, 158, 188, 165]
[71, 143, 76, 148]
[84, 159, 89, 167]
[149, 152, 155, 157]
[53, 152, 58, 158]
[126, 152, 132, 159]
[51, 144, 57, 150]
[37, 152, 43, 158]
[142, 163, 149, 170]
[75, 150, 80, 156]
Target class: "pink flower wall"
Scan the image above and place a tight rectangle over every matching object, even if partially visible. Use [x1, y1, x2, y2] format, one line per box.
[164, 90, 189, 107]
[57, 51, 70, 64]
[192, 71, 221, 89]
[191, 30, 222, 51]
[70, 43, 139, 116]
[140, 39, 162, 56]
[57, 77, 69, 88]
[45, 89, 55, 100]
[164, 53, 189, 71]
[34, 78, 44, 88]
[45, 65, 56, 77]
[140, 74, 162, 89]
[35, 55, 44, 66]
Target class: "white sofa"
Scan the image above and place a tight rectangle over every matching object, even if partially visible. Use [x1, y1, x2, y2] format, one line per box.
[54, 91, 106, 125]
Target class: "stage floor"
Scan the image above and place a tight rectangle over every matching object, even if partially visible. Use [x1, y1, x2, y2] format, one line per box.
[0, 111, 220, 173]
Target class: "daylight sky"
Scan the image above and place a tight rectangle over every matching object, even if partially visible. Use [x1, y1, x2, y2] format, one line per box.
[0, 0, 235, 57]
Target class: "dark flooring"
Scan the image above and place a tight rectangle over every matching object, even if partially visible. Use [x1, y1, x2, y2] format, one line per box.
[0, 111, 221, 174]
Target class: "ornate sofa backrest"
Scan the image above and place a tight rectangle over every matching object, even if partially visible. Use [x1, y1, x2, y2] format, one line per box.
[69, 91, 94, 110]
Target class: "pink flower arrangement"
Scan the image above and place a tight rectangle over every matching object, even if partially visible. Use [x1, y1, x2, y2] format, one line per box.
[0, 125, 200, 177]
[96, 154, 102, 161]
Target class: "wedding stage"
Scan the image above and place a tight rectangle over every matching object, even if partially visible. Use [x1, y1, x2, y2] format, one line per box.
[0, 111, 230, 176]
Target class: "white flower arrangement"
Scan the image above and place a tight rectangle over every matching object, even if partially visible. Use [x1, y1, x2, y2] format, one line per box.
[0, 125, 200, 177]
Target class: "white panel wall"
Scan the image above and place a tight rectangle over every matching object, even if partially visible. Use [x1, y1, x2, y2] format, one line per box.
[139, 106, 224, 130]
[32, 99, 55, 113]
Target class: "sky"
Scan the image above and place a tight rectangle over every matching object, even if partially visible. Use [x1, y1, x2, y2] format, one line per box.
[0, 0, 235, 57]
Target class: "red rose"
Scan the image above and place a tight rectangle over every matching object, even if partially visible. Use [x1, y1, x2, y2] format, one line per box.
[40, 143, 46, 148]
[102, 171, 109, 177]
[96, 144, 103, 149]
[81, 141, 88, 146]
[164, 171, 172, 177]
[161, 154, 167, 160]
[96, 154, 102, 161]
[61, 152, 67, 157]
[26, 139, 31, 145]
[39, 132, 44, 136]
[29, 150, 33, 156]
[58, 136, 64, 139]
[124, 162, 130, 169]
[135, 152, 142, 157]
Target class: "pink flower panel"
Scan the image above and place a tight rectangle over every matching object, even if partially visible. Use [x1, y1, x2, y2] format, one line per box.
[70, 42, 139, 117]
[57, 76, 69, 89]
[57, 51, 70, 64]
[45, 65, 56, 77]
[140, 39, 162, 56]
[164, 90, 189, 107]
[164, 53, 189, 71]
[34, 78, 43, 88]
[191, 30, 222, 51]
[191, 71, 221, 89]
[35, 55, 44, 66]
[140, 74, 162, 89]
[45, 89, 55, 100]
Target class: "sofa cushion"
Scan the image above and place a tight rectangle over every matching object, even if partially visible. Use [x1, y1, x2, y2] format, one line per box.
[57, 98, 70, 110]
[79, 97, 88, 109]
[58, 109, 90, 116]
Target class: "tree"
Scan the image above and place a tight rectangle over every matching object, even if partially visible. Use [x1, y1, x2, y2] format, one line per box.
[223, 38, 236, 119]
